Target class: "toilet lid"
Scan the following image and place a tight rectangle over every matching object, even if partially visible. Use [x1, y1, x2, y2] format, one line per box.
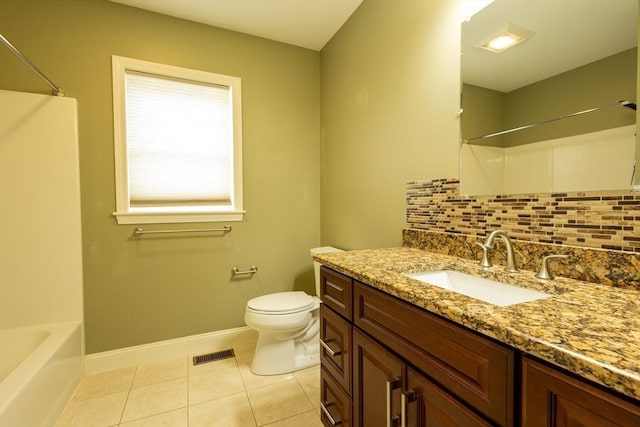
[247, 291, 314, 314]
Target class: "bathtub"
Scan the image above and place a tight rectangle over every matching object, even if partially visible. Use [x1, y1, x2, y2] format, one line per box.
[0, 322, 84, 427]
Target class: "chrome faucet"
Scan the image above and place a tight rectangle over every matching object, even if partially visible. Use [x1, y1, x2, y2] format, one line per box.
[478, 230, 518, 273]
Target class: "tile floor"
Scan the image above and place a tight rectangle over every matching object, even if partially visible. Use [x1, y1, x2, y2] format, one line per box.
[55, 338, 323, 427]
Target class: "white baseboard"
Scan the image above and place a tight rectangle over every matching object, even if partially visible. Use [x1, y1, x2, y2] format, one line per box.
[85, 326, 257, 373]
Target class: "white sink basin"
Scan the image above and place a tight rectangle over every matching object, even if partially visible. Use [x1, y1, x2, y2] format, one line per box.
[404, 270, 551, 307]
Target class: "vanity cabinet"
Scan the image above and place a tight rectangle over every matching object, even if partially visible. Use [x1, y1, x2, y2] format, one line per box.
[522, 356, 640, 426]
[319, 265, 640, 427]
[320, 267, 353, 427]
[320, 266, 512, 426]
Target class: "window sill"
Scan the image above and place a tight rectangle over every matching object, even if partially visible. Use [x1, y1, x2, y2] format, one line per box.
[113, 211, 245, 225]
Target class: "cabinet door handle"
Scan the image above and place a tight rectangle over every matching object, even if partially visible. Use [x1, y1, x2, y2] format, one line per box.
[386, 377, 401, 427]
[319, 338, 342, 356]
[401, 390, 416, 427]
[320, 401, 342, 426]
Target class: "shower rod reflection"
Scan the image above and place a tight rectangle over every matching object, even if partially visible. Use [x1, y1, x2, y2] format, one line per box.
[0, 33, 65, 96]
[464, 100, 636, 143]
[133, 226, 232, 238]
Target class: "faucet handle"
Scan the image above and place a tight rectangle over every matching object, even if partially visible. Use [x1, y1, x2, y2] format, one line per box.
[535, 254, 569, 280]
[476, 242, 492, 269]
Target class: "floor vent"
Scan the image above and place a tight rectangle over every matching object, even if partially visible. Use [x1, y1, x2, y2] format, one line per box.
[192, 349, 235, 365]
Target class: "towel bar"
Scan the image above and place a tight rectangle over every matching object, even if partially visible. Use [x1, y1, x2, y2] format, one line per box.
[133, 225, 231, 237]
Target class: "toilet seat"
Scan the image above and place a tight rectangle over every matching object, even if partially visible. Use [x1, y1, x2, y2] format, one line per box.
[247, 291, 315, 315]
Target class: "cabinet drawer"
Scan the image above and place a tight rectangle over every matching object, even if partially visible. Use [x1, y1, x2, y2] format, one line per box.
[354, 282, 515, 426]
[522, 356, 640, 426]
[320, 305, 352, 394]
[321, 367, 352, 427]
[320, 266, 353, 320]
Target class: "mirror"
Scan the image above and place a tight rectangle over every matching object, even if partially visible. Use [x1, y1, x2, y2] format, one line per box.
[460, 0, 638, 196]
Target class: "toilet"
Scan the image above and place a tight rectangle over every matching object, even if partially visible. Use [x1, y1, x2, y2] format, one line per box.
[244, 246, 343, 375]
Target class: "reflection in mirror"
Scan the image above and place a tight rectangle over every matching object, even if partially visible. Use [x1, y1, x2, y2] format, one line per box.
[459, 0, 638, 196]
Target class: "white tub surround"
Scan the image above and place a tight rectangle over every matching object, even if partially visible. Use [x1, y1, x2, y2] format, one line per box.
[0, 90, 84, 426]
[0, 323, 83, 427]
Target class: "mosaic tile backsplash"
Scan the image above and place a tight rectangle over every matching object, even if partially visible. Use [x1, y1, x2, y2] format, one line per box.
[406, 178, 640, 252]
[405, 178, 640, 289]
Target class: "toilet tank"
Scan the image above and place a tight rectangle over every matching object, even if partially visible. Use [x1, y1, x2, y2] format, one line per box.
[310, 246, 343, 296]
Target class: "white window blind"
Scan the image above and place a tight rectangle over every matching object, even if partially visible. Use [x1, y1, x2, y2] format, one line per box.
[112, 56, 243, 224]
[126, 72, 233, 207]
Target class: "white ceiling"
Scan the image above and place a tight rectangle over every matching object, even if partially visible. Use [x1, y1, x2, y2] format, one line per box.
[108, 0, 637, 91]
[109, 0, 363, 51]
[463, 0, 638, 93]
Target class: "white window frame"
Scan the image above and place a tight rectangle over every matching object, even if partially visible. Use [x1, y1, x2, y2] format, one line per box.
[111, 55, 244, 224]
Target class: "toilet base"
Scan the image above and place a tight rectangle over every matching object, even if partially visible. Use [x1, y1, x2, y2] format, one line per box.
[250, 333, 319, 375]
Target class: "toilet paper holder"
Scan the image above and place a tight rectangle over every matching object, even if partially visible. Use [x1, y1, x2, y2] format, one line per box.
[232, 266, 258, 277]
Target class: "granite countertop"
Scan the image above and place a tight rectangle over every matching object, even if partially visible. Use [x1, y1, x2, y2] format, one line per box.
[314, 247, 640, 401]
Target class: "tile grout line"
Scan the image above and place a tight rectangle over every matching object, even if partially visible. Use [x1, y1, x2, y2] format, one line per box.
[296, 373, 318, 411]
[239, 356, 261, 427]
[186, 354, 190, 427]
[117, 362, 138, 426]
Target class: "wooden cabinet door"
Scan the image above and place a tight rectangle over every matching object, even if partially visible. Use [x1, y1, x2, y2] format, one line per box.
[354, 282, 514, 426]
[406, 367, 491, 427]
[353, 329, 403, 427]
[522, 356, 640, 427]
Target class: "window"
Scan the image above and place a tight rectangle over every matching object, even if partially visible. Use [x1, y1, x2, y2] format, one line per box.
[111, 56, 243, 224]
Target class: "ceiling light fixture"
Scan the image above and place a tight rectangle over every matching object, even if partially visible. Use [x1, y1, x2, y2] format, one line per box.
[479, 23, 534, 53]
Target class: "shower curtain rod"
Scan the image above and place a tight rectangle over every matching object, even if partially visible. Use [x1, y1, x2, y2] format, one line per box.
[463, 100, 636, 144]
[0, 33, 65, 96]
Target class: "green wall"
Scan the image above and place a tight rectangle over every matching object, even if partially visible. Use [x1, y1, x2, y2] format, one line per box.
[0, 0, 321, 353]
[0, 0, 496, 353]
[320, 0, 462, 250]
